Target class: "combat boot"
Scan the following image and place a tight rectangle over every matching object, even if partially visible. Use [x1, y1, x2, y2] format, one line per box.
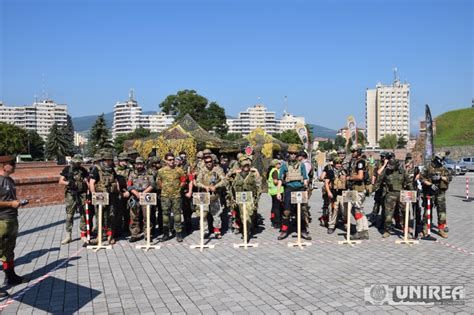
[176, 232, 183, 243]
[3, 262, 26, 286]
[301, 230, 312, 240]
[350, 232, 363, 240]
[161, 228, 171, 242]
[382, 230, 391, 238]
[438, 230, 448, 238]
[362, 230, 370, 240]
[61, 232, 72, 245]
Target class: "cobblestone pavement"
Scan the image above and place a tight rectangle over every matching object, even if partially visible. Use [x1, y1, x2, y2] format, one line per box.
[1, 175, 473, 314]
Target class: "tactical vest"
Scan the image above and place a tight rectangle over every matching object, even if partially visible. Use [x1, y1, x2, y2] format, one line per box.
[96, 166, 118, 193]
[267, 168, 283, 195]
[427, 165, 450, 191]
[385, 171, 404, 192]
[286, 162, 304, 183]
[67, 167, 87, 193]
[233, 171, 257, 192]
[350, 158, 366, 192]
[115, 166, 131, 192]
[129, 170, 150, 192]
[333, 168, 347, 190]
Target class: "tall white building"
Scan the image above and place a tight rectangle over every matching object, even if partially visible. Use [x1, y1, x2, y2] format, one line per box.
[0, 99, 68, 140]
[365, 75, 410, 148]
[112, 90, 175, 138]
[227, 104, 305, 135]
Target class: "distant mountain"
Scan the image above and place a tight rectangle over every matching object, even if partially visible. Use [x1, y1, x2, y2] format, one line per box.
[72, 111, 156, 132]
[308, 124, 337, 139]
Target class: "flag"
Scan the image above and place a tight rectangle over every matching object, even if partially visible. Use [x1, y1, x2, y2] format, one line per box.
[347, 115, 357, 145]
[295, 123, 309, 151]
[425, 104, 434, 166]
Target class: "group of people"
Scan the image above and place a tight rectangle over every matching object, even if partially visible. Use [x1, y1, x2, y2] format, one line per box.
[319, 144, 452, 240]
[0, 144, 453, 294]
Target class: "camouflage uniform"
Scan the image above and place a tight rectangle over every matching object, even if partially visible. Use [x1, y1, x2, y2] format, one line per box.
[127, 163, 154, 238]
[420, 156, 452, 237]
[61, 162, 88, 236]
[325, 158, 347, 232]
[157, 165, 186, 237]
[347, 145, 369, 239]
[115, 153, 132, 235]
[196, 164, 227, 235]
[231, 160, 261, 235]
[93, 163, 120, 239]
[377, 160, 412, 236]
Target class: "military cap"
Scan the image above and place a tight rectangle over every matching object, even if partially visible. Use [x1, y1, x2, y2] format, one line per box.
[196, 151, 204, 158]
[0, 156, 15, 163]
[240, 159, 251, 166]
[135, 157, 145, 164]
[203, 149, 212, 155]
[149, 156, 160, 163]
[287, 144, 300, 153]
[118, 152, 130, 161]
[270, 159, 281, 167]
[127, 148, 138, 156]
[102, 151, 114, 160]
[92, 153, 103, 162]
[333, 157, 343, 164]
[71, 154, 83, 163]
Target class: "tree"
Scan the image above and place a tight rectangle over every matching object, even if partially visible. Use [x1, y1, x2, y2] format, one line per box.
[88, 114, 112, 155]
[45, 123, 70, 163]
[159, 90, 228, 136]
[273, 130, 302, 145]
[25, 130, 45, 160]
[347, 131, 366, 149]
[64, 115, 75, 156]
[113, 127, 151, 153]
[334, 135, 346, 150]
[318, 141, 335, 151]
[379, 134, 398, 149]
[397, 134, 408, 149]
[0, 122, 28, 155]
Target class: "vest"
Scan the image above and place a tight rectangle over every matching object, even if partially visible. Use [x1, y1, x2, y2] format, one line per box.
[286, 162, 304, 183]
[67, 167, 87, 194]
[333, 168, 347, 190]
[385, 170, 404, 192]
[267, 168, 283, 195]
[96, 165, 118, 193]
[129, 169, 151, 192]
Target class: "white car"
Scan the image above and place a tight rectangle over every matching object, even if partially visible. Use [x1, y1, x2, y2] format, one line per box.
[458, 157, 474, 172]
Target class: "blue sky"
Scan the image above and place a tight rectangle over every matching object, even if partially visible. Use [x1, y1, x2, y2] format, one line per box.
[0, 0, 472, 132]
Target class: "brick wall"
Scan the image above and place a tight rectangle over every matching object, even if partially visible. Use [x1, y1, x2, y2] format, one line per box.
[11, 162, 91, 208]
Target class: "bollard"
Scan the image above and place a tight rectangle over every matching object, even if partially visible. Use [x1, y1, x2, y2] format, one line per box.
[463, 177, 471, 202]
[85, 200, 91, 242]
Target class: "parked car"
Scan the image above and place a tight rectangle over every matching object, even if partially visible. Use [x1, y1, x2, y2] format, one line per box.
[443, 158, 465, 175]
[458, 157, 474, 172]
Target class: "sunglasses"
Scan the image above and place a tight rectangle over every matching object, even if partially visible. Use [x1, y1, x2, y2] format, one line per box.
[205, 160, 213, 164]
[166, 158, 174, 162]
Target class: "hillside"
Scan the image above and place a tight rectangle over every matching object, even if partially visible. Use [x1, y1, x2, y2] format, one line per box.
[434, 107, 474, 147]
[308, 124, 337, 139]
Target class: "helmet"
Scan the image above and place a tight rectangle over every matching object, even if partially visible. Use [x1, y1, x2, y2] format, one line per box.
[118, 152, 130, 161]
[350, 144, 363, 153]
[93, 153, 103, 162]
[71, 154, 83, 163]
[337, 147, 346, 154]
[135, 157, 145, 164]
[102, 151, 114, 160]
[287, 144, 300, 154]
[432, 154, 443, 166]
[127, 148, 138, 156]
[240, 159, 251, 167]
[196, 151, 203, 159]
[386, 159, 397, 170]
[203, 149, 212, 155]
[333, 157, 342, 164]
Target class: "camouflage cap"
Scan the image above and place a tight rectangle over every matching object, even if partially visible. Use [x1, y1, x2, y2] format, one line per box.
[102, 151, 114, 160]
[333, 157, 343, 164]
[92, 153, 103, 162]
[149, 156, 160, 163]
[287, 144, 300, 153]
[196, 151, 203, 158]
[270, 159, 281, 167]
[71, 154, 83, 163]
[127, 148, 139, 156]
[118, 152, 130, 161]
[203, 149, 212, 155]
[135, 157, 145, 164]
[240, 159, 251, 167]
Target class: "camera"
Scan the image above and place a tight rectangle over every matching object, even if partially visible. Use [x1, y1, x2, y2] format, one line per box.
[19, 199, 29, 206]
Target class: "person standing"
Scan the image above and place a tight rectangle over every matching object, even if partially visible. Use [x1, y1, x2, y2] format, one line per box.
[156, 153, 186, 242]
[0, 156, 26, 286]
[115, 152, 132, 236]
[268, 159, 284, 229]
[58, 154, 89, 244]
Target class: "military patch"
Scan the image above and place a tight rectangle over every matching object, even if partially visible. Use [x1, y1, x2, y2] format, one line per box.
[358, 163, 363, 168]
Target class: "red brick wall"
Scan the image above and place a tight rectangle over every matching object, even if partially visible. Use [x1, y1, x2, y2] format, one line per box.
[11, 162, 91, 208]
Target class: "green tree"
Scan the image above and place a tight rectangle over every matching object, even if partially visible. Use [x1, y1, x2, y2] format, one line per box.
[25, 130, 45, 160]
[318, 141, 335, 151]
[334, 135, 346, 150]
[45, 123, 70, 163]
[159, 90, 228, 136]
[88, 114, 112, 155]
[273, 130, 303, 145]
[379, 134, 398, 149]
[0, 122, 28, 155]
[113, 127, 151, 153]
[397, 134, 408, 149]
[64, 115, 75, 155]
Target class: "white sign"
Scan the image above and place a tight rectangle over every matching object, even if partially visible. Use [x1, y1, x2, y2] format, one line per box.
[140, 193, 157, 206]
[342, 190, 358, 203]
[400, 190, 417, 203]
[193, 192, 211, 205]
[92, 192, 109, 206]
[236, 191, 253, 204]
[291, 191, 308, 204]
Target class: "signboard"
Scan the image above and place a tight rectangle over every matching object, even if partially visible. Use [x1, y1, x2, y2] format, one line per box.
[235, 191, 253, 204]
[92, 192, 109, 206]
[193, 192, 211, 205]
[140, 193, 157, 206]
[291, 191, 308, 204]
[245, 146, 253, 156]
[342, 190, 358, 203]
[400, 190, 417, 203]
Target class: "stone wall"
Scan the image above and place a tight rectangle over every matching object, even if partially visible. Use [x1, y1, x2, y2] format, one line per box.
[435, 145, 474, 160]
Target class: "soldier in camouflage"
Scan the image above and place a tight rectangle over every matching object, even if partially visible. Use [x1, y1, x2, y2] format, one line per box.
[127, 157, 155, 242]
[196, 155, 227, 238]
[420, 154, 452, 238]
[231, 156, 261, 241]
[156, 153, 187, 242]
[376, 159, 413, 238]
[59, 154, 89, 244]
[115, 152, 132, 236]
[324, 157, 347, 234]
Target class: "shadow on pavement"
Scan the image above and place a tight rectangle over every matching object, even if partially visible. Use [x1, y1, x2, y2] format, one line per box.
[18, 219, 66, 237]
[15, 247, 60, 267]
